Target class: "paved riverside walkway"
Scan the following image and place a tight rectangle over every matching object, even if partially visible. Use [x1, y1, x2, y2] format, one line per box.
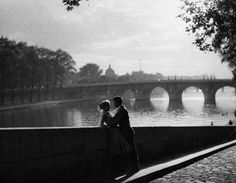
[150, 144, 236, 183]
[120, 140, 236, 183]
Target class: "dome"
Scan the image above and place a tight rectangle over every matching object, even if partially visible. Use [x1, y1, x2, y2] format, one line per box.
[105, 65, 116, 78]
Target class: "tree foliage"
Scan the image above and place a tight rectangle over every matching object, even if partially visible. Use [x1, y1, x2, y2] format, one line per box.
[63, 0, 87, 11]
[78, 63, 102, 83]
[178, 0, 236, 74]
[0, 36, 76, 104]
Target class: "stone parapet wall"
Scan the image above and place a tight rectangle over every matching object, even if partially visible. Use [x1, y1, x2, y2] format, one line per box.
[135, 127, 236, 165]
[0, 126, 235, 182]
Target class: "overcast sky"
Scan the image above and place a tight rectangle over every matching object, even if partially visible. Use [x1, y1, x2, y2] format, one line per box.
[0, 0, 232, 78]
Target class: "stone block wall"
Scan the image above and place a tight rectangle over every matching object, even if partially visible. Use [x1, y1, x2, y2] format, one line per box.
[0, 126, 235, 182]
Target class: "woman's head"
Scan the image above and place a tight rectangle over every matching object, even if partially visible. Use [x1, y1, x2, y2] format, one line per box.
[98, 100, 110, 112]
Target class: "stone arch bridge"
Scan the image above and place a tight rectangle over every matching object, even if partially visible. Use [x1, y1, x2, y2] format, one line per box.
[61, 79, 236, 104]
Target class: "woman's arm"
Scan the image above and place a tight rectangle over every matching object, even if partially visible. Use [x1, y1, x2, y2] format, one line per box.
[99, 113, 105, 127]
[99, 112, 108, 127]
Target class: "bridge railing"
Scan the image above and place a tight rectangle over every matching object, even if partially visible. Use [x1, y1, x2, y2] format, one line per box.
[66, 79, 235, 88]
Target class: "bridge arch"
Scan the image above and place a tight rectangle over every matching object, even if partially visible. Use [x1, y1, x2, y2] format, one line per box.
[164, 84, 215, 104]
[150, 87, 169, 111]
[113, 87, 135, 99]
[123, 89, 135, 100]
[215, 86, 236, 100]
[182, 86, 204, 112]
[133, 85, 161, 101]
[181, 85, 218, 104]
[182, 86, 204, 101]
[215, 86, 236, 112]
[216, 85, 236, 94]
[150, 87, 169, 100]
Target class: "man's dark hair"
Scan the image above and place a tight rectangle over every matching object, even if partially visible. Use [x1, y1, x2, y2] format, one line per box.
[113, 96, 123, 105]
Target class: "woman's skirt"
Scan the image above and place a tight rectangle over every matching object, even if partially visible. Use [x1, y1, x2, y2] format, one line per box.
[108, 127, 131, 156]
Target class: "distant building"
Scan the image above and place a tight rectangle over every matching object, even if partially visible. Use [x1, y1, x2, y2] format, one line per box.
[130, 71, 163, 81]
[131, 71, 144, 81]
[105, 65, 116, 79]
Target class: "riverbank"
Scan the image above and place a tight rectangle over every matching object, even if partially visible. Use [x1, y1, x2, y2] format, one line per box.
[123, 139, 236, 183]
[0, 98, 91, 112]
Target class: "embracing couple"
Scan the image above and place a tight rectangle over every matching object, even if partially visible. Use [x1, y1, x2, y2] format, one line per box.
[98, 96, 140, 176]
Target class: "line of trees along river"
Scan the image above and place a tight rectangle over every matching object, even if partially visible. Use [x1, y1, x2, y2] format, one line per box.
[0, 37, 76, 105]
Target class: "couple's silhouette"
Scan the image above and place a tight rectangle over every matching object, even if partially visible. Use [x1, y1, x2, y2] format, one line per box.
[98, 96, 140, 177]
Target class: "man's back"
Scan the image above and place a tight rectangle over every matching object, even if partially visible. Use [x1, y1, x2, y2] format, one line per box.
[111, 96, 140, 173]
[114, 105, 130, 128]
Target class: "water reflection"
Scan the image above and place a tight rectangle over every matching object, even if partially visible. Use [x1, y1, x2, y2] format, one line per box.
[150, 99, 169, 112]
[0, 87, 235, 127]
[126, 99, 155, 112]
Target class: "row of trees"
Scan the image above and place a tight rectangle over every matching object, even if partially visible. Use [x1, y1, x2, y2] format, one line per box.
[0, 36, 76, 105]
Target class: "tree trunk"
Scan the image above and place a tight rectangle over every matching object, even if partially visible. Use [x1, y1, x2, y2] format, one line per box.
[11, 87, 14, 104]
[45, 72, 49, 100]
[20, 64, 24, 104]
[30, 85, 33, 103]
[20, 75, 24, 104]
[60, 79, 63, 99]
[30, 73, 34, 103]
[53, 79, 56, 100]
[11, 77, 16, 104]
[0, 75, 5, 105]
[38, 79, 41, 101]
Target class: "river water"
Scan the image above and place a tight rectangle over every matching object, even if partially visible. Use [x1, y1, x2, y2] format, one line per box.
[0, 87, 235, 128]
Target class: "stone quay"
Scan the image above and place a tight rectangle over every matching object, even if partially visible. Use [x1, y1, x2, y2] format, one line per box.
[151, 144, 236, 183]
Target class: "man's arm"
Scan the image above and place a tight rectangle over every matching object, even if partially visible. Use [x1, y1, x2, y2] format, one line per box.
[108, 111, 123, 127]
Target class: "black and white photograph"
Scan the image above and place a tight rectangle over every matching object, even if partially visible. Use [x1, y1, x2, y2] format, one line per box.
[0, 0, 236, 182]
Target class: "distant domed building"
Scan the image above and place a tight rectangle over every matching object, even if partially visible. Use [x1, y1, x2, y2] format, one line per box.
[105, 65, 116, 79]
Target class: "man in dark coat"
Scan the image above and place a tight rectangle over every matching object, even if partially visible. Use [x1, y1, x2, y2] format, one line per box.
[109, 96, 140, 173]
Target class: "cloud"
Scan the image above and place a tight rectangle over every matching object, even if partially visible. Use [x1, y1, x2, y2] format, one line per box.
[0, 0, 232, 78]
